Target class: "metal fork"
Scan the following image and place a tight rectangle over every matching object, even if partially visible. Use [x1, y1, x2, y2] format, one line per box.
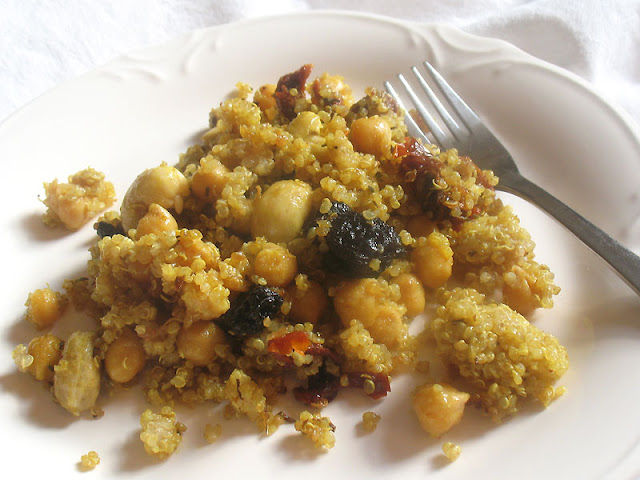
[385, 61, 640, 295]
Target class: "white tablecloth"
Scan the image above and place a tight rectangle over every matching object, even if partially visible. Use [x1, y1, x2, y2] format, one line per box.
[2, 0, 640, 128]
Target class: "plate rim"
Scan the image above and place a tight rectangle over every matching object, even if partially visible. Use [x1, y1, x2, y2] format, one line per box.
[4, 8, 640, 153]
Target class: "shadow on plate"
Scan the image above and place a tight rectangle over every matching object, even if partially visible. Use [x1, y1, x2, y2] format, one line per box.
[278, 431, 328, 462]
[580, 294, 640, 340]
[185, 127, 211, 148]
[119, 428, 163, 472]
[21, 211, 73, 242]
[2, 298, 106, 430]
[0, 369, 76, 429]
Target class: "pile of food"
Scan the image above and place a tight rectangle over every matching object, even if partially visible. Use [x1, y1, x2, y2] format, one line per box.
[12, 64, 568, 462]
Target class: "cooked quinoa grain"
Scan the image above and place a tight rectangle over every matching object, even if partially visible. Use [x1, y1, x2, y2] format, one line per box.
[79, 451, 100, 470]
[429, 288, 568, 420]
[140, 406, 183, 459]
[42, 167, 116, 230]
[204, 423, 223, 444]
[12, 65, 568, 464]
[442, 442, 462, 462]
[362, 411, 381, 432]
[295, 410, 336, 449]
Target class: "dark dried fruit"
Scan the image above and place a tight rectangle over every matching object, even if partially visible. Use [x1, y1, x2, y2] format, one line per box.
[294, 367, 340, 408]
[317, 202, 406, 277]
[294, 370, 391, 407]
[95, 221, 125, 238]
[216, 285, 283, 336]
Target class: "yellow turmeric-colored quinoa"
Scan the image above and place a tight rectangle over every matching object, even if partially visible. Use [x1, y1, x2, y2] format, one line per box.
[12, 64, 567, 459]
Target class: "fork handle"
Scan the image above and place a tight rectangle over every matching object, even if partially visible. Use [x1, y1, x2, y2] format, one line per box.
[500, 172, 640, 295]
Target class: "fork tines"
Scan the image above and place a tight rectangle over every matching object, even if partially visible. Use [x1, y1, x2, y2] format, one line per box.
[384, 61, 479, 151]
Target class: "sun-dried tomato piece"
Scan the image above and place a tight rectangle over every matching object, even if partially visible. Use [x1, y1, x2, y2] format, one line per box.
[267, 331, 312, 357]
[305, 343, 339, 362]
[395, 137, 441, 174]
[396, 137, 492, 222]
[274, 64, 313, 120]
[267, 331, 337, 368]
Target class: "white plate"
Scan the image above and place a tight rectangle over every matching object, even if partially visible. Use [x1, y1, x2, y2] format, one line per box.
[2, 10, 640, 480]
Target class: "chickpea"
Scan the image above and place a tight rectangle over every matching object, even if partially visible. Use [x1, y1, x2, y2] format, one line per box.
[45, 193, 87, 231]
[176, 321, 226, 367]
[350, 116, 392, 158]
[288, 111, 322, 138]
[53, 331, 101, 416]
[412, 231, 454, 289]
[288, 280, 328, 325]
[25, 287, 67, 330]
[413, 383, 470, 437]
[120, 164, 189, 232]
[503, 265, 537, 316]
[27, 333, 63, 382]
[333, 278, 407, 348]
[191, 157, 230, 201]
[104, 329, 146, 383]
[253, 244, 298, 287]
[393, 273, 426, 317]
[135, 203, 179, 238]
[251, 180, 313, 243]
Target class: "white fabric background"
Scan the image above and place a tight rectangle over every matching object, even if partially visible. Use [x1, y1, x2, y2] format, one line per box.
[2, 0, 640, 128]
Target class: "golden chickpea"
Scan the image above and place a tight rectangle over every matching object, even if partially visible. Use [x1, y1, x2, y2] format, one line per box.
[413, 383, 470, 437]
[25, 287, 67, 330]
[350, 116, 392, 158]
[412, 231, 454, 289]
[251, 180, 314, 243]
[135, 203, 178, 238]
[253, 244, 298, 287]
[176, 321, 226, 367]
[503, 265, 537, 316]
[191, 157, 230, 201]
[333, 278, 407, 348]
[47, 195, 87, 231]
[393, 273, 426, 317]
[288, 280, 328, 325]
[120, 164, 189, 232]
[27, 333, 63, 382]
[104, 329, 146, 383]
[288, 111, 322, 138]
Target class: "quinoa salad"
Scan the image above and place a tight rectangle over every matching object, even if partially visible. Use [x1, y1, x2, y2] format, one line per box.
[12, 64, 568, 463]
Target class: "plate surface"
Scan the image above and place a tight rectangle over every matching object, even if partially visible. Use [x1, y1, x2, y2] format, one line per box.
[2, 10, 640, 480]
